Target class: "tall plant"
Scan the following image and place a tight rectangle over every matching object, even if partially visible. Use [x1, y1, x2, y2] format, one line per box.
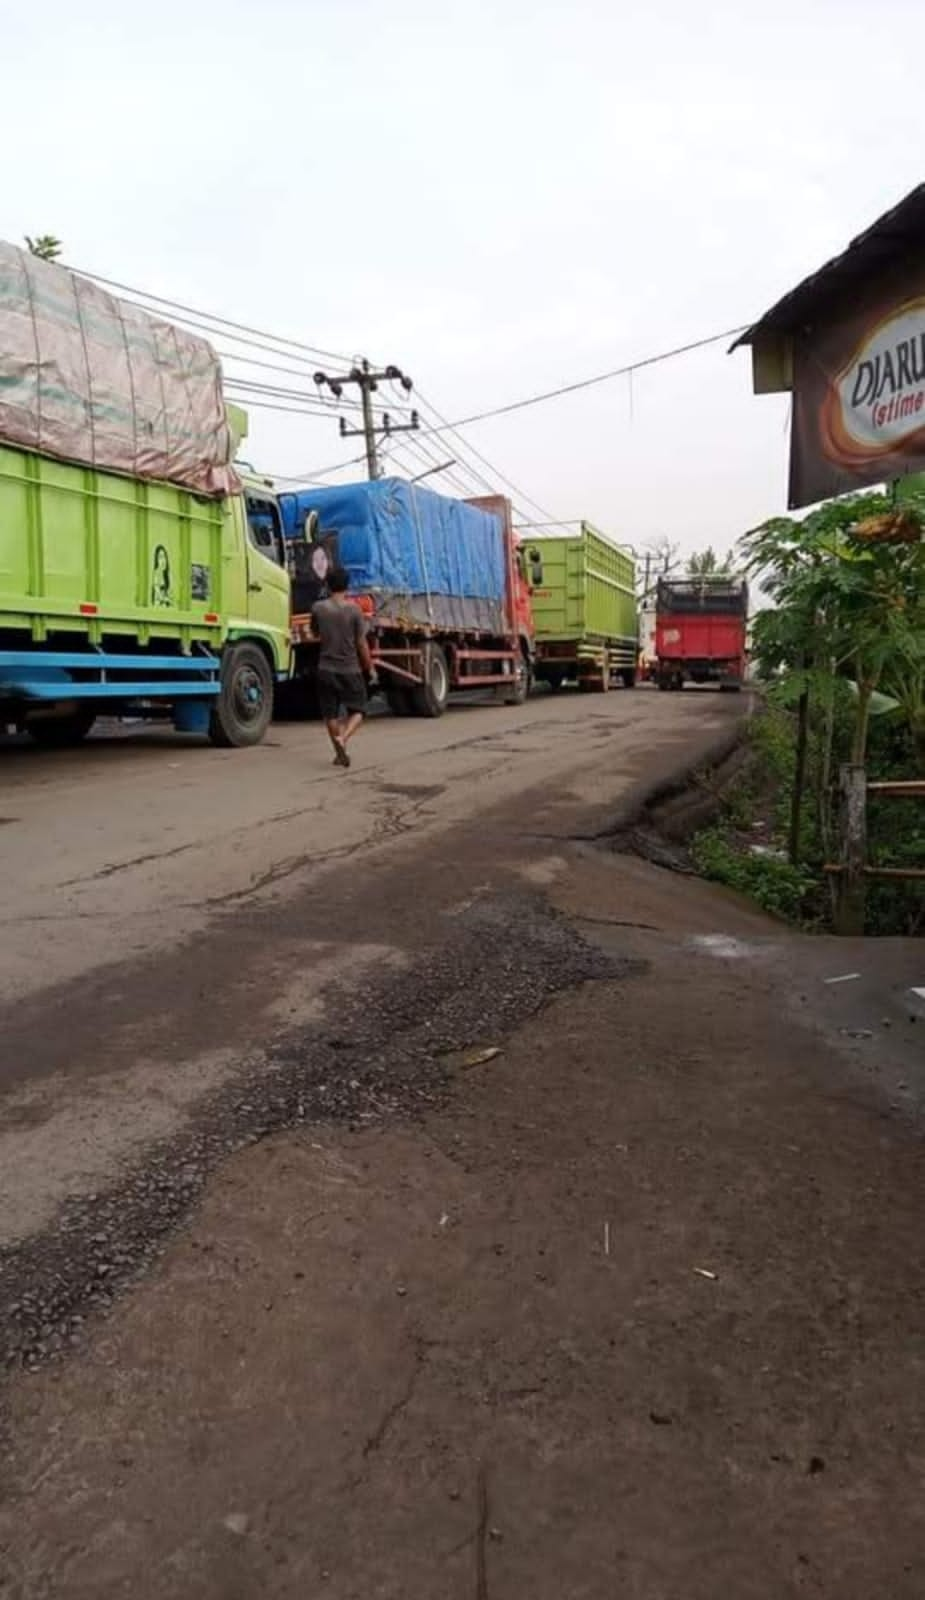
[743, 493, 924, 861]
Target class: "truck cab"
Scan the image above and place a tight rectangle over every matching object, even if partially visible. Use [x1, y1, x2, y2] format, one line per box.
[235, 478, 292, 653]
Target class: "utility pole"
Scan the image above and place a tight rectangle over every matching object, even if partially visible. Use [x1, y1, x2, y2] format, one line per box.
[641, 536, 680, 599]
[313, 359, 420, 480]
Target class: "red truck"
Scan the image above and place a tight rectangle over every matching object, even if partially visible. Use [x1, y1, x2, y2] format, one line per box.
[655, 575, 748, 692]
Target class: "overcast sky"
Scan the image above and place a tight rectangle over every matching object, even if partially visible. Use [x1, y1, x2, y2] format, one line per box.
[4, 0, 925, 556]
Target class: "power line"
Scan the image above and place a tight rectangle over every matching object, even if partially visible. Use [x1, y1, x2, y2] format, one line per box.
[218, 348, 365, 390]
[387, 432, 480, 500]
[219, 349, 326, 381]
[412, 389, 560, 527]
[75, 261, 749, 523]
[66, 262, 354, 367]
[229, 395, 359, 420]
[420, 324, 749, 435]
[223, 375, 365, 410]
[82, 292, 341, 378]
[390, 427, 503, 501]
[409, 399, 500, 496]
[61, 260, 572, 526]
[389, 430, 542, 525]
[269, 449, 372, 484]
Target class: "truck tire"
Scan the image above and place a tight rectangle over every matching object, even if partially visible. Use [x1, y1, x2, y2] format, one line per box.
[499, 648, 532, 706]
[26, 708, 96, 747]
[209, 642, 274, 747]
[412, 642, 449, 717]
[621, 668, 637, 689]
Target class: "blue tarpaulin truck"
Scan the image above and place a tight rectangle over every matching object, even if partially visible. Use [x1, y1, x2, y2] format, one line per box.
[277, 478, 533, 716]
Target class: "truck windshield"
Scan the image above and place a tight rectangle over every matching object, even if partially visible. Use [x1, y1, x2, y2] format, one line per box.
[246, 496, 284, 567]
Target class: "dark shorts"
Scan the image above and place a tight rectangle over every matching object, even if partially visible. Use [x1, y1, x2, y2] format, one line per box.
[317, 670, 368, 721]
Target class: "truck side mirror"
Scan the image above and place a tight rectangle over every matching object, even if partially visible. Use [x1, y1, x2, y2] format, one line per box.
[528, 549, 544, 586]
[303, 510, 319, 543]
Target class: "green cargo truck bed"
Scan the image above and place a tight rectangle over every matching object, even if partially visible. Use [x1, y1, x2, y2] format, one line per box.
[0, 442, 229, 647]
[525, 522, 637, 689]
[0, 441, 292, 747]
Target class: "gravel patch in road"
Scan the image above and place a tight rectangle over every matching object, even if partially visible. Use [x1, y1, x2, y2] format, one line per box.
[0, 894, 628, 1375]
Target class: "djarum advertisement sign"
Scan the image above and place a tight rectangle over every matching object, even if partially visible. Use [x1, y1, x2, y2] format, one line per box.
[790, 274, 925, 508]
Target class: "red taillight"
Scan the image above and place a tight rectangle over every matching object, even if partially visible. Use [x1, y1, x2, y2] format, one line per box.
[79, 602, 98, 615]
[204, 612, 219, 623]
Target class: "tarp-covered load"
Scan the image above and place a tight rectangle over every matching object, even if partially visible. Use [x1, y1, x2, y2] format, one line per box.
[0, 243, 238, 498]
[279, 478, 509, 633]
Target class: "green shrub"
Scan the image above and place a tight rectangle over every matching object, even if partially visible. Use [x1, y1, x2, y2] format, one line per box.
[691, 828, 816, 921]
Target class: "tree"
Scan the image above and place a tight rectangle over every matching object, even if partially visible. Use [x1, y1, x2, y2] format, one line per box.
[742, 492, 925, 864]
[687, 545, 735, 576]
[645, 534, 679, 574]
[24, 234, 62, 262]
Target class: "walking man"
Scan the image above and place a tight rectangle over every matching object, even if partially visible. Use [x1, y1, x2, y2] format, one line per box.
[311, 567, 372, 768]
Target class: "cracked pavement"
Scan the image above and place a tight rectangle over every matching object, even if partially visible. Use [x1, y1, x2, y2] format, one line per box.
[3, 688, 924, 1599]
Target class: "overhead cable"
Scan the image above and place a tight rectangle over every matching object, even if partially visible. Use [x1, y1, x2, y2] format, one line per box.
[421, 325, 750, 434]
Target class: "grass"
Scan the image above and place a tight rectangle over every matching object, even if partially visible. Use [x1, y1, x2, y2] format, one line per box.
[689, 705, 818, 925]
[689, 700, 922, 934]
[691, 827, 816, 921]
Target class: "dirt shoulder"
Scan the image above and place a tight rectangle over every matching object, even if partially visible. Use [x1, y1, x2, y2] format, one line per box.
[3, 706, 925, 1599]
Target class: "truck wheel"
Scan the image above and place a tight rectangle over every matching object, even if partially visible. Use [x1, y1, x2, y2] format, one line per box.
[27, 708, 96, 747]
[499, 648, 532, 706]
[209, 642, 274, 747]
[621, 668, 637, 689]
[412, 642, 449, 717]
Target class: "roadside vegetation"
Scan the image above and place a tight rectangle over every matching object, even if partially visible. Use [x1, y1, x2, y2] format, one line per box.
[691, 491, 924, 935]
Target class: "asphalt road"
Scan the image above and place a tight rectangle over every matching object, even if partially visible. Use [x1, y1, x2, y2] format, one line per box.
[1, 687, 711, 1004]
[3, 685, 924, 1599]
[0, 686, 737, 1250]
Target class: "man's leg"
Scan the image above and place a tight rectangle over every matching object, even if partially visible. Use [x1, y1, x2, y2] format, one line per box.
[328, 714, 350, 766]
[338, 676, 368, 754]
[318, 675, 349, 765]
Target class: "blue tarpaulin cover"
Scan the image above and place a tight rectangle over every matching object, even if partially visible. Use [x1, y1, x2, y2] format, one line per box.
[278, 478, 507, 632]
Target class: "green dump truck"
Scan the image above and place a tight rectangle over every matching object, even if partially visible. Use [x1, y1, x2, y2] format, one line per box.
[524, 522, 637, 692]
[0, 245, 291, 747]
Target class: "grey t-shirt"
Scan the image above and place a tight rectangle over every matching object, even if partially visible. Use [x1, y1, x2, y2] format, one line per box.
[311, 597, 366, 674]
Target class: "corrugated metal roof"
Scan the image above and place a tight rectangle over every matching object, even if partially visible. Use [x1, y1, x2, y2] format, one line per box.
[731, 183, 925, 351]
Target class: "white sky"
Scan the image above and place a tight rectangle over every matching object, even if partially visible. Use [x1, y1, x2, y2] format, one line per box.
[4, 0, 925, 557]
